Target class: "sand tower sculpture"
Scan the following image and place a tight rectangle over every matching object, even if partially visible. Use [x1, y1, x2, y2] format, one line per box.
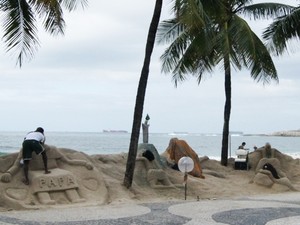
[135, 115, 179, 188]
[250, 143, 297, 191]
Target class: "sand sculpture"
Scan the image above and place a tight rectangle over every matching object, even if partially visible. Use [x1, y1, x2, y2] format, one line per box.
[135, 148, 176, 189]
[0, 145, 108, 209]
[162, 138, 205, 178]
[249, 143, 298, 191]
[1, 140, 300, 211]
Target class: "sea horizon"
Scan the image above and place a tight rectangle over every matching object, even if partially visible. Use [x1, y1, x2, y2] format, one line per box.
[1, 131, 300, 160]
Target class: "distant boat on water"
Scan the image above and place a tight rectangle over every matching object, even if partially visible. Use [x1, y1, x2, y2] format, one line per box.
[103, 130, 128, 134]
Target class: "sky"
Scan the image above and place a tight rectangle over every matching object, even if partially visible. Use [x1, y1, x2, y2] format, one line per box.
[0, 0, 299, 134]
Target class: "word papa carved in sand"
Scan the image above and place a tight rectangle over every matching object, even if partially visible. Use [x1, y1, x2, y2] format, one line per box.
[33, 174, 78, 193]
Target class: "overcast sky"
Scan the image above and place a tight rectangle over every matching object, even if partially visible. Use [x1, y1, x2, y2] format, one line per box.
[0, 0, 299, 134]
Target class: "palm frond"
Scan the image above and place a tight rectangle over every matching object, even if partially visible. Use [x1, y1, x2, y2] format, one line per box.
[160, 30, 190, 74]
[177, 32, 216, 80]
[160, 23, 216, 86]
[172, 0, 207, 27]
[28, 0, 87, 36]
[263, 6, 300, 55]
[1, 0, 39, 66]
[157, 19, 185, 45]
[58, 0, 88, 11]
[29, 0, 65, 35]
[228, 15, 278, 84]
[241, 3, 295, 20]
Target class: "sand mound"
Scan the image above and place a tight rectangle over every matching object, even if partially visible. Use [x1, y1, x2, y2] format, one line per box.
[0, 143, 299, 211]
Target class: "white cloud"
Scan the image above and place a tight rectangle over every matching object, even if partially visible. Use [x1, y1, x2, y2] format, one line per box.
[0, 0, 298, 134]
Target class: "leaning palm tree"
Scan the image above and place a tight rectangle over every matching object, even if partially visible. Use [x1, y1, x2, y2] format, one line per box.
[123, 0, 163, 188]
[263, 3, 300, 55]
[0, 0, 88, 67]
[158, 0, 294, 166]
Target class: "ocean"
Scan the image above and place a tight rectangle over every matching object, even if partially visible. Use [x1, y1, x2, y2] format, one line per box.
[1, 132, 300, 160]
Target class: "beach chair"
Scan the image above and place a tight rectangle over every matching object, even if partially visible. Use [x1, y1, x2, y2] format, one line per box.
[234, 149, 249, 170]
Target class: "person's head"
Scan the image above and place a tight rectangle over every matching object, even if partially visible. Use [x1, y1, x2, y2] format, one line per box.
[242, 142, 246, 146]
[35, 127, 44, 134]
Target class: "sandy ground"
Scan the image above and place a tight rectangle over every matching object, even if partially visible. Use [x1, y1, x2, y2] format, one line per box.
[0, 142, 299, 212]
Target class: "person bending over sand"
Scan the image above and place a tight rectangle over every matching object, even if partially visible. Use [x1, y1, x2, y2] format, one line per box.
[22, 127, 51, 185]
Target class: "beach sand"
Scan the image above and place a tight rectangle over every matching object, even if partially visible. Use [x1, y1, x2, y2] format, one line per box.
[0, 141, 299, 214]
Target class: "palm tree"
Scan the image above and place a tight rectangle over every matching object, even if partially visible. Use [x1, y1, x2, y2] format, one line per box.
[123, 0, 163, 188]
[0, 0, 88, 67]
[263, 3, 300, 55]
[158, 0, 294, 166]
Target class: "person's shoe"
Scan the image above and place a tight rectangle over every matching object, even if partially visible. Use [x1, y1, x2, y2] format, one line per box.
[22, 178, 29, 185]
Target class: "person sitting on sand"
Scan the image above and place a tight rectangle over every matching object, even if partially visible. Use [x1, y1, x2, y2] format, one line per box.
[22, 127, 51, 185]
[238, 142, 246, 149]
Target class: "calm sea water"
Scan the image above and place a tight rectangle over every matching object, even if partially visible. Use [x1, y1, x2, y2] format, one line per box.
[1, 132, 300, 159]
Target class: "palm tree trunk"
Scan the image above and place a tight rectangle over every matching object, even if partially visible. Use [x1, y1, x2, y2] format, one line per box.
[123, 0, 163, 188]
[221, 53, 231, 166]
